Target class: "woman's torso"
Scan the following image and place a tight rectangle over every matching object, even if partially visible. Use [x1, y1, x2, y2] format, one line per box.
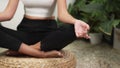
[21, 0, 57, 20]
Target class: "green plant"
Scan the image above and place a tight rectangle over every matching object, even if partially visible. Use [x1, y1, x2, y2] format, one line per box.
[98, 0, 120, 36]
[68, 0, 106, 33]
[67, 0, 120, 44]
[99, 18, 120, 35]
[116, 23, 120, 28]
[68, 0, 120, 34]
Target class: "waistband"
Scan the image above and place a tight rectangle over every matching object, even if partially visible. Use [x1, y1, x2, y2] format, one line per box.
[22, 17, 56, 22]
[17, 17, 57, 32]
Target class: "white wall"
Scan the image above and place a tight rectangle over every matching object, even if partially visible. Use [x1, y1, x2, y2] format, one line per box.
[0, 0, 75, 30]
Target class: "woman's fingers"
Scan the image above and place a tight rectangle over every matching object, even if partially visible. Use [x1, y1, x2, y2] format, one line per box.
[74, 20, 90, 38]
[76, 28, 90, 39]
[83, 34, 90, 39]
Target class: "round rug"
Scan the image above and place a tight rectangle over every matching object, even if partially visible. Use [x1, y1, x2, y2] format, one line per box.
[0, 50, 76, 68]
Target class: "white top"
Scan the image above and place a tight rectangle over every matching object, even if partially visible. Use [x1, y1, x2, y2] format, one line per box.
[21, 0, 56, 17]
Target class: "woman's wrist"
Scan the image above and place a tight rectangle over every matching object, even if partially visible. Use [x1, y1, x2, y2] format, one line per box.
[74, 19, 82, 25]
[73, 19, 79, 24]
[75, 19, 84, 23]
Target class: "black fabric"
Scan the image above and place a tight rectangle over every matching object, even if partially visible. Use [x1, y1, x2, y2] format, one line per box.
[0, 17, 76, 51]
[0, 30, 21, 51]
[41, 24, 76, 51]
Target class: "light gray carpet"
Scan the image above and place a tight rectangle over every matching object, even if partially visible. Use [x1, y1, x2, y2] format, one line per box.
[64, 40, 120, 68]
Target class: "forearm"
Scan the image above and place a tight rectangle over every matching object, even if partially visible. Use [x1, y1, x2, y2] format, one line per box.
[0, 0, 19, 22]
[58, 10, 76, 24]
[57, 0, 77, 24]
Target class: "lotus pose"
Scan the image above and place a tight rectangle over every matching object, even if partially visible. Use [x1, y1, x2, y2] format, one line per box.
[0, 0, 90, 58]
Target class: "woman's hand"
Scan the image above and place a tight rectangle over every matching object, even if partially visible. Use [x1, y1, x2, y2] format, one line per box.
[74, 20, 90, 39]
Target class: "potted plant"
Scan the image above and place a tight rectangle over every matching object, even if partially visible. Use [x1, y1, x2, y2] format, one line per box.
[114, 23, 120, 49]
[68, 0, 104, 45]
[98, 0, 120, 45]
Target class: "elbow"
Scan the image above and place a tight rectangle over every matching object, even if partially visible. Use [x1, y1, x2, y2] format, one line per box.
[58, 14, 65, 22]
[58, 11, 63, 21]
[58, 15, 62, 21]
[6, 14, 14, 20]
[3, 12, 14, 20]
[0, 11, 14, 21]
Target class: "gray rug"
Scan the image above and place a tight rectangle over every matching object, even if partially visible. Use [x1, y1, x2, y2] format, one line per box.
[64, 40, 120, 68]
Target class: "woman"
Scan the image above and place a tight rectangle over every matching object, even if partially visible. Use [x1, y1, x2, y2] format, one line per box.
[0, 0, 90, 58]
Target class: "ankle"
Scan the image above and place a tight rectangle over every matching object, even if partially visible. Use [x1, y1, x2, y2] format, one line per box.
[39, 51, 46, 58]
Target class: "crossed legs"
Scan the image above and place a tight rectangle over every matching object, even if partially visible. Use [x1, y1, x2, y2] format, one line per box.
[0, 24, 76, 58]
[5, 42, 63, 58]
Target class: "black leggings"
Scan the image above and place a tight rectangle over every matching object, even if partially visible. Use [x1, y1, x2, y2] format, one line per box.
[0, 17, 76, 51]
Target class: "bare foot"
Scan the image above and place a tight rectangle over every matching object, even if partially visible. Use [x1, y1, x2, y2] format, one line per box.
[44, 50, 63, 58]
[5, 42, 41, 56]
[5, 50, 25, 56]
[5, 42, 63, 58]
[5, 50, 63, 58]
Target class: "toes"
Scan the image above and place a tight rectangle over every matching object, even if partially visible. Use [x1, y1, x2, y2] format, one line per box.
[57, 52, 63, 57]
